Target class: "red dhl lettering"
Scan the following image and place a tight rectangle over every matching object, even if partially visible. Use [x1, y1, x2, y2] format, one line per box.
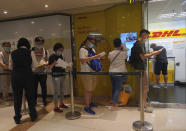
[150, 30, 183, 38]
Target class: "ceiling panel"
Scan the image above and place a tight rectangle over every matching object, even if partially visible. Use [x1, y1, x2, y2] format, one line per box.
[0, 0, 128, 20]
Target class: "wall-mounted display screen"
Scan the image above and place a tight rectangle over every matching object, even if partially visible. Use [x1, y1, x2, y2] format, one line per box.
[120, 32, 137, 61]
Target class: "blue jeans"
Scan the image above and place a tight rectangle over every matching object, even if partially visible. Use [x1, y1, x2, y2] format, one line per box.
[110, 75, 127, 105]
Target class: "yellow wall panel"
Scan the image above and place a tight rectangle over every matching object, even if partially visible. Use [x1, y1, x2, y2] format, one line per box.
[73, 2, 143, 103]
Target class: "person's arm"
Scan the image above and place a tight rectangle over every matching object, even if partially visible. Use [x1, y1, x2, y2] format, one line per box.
[0, 53, 9, 69]
[80, 55, 100, 63]
[0, 62, 8, 69]
[48, 56, 57, 70]
[79, 48, 100, 63]
[48, 61, 57, 70]
[140, 49, 162, 60]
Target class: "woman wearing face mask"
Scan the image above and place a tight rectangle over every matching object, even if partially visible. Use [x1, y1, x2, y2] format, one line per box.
[108, 38, 128, 110]
[48, 43, 69, 113]
[79, 36, 101, 115]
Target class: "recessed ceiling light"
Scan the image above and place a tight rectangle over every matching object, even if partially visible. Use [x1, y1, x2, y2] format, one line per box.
[3, 10, 8, 14]
[31, 21, 35, 24]
[45, 4, 49, 8]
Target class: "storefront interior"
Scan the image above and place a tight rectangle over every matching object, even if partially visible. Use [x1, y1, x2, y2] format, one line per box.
[0, 0, 185, 131]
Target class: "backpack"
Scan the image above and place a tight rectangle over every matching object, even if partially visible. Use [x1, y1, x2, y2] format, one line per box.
[84, 48, 102, 72]
[129, 42, 138, 67]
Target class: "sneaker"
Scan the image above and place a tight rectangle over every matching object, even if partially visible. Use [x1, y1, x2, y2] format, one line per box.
[90, 103, 98, 108]
[110, 106, 121, 111]
[14, 120, 21, 124]
[31, 115, 37, 122]
[54, 107, 63, 113]
[14, 116, 22, 124]
[144, 107, 153, 113]
[138, 107, 153, 113]
[164, 84, 168, 88]
[84, 107, 95, 115]
[59, 104, 69, 109]
[153, 85, 161, 88]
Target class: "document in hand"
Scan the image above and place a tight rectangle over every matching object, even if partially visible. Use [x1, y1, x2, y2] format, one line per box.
[98, 52, 106, 57]
[56, 59, 70, 69]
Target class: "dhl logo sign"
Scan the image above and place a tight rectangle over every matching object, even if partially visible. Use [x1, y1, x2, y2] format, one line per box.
[149, 28, 186, 39]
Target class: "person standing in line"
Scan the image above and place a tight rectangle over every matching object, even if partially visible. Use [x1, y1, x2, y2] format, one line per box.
[79, 36, 102, 115]
[0, 42, 12, 105]
[130, 29, 162, 113]
[150, 43, 168, 88]
[32, 36, 49, 106]
[108, 38, 128, 110]
[11, 38, 37, 124]
[48, 43, 69, 113]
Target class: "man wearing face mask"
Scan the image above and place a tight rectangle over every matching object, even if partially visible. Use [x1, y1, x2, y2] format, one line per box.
[32, 36, 49, 106]
[79, 36, 102, 115]
[0, 42, 12, 105]
[130, 29, 162, 113]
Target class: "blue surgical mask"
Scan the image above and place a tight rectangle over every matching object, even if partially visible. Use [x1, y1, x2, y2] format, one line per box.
[36, 45, 43, 49]
[56, 51, 62, 56]
[88, 43, 94, 48]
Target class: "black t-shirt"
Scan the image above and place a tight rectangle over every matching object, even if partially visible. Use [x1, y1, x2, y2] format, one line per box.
[49, 54, 65, 77]
[11, 48, 32, 73]
[153, 46, 168, 63]
[133, 41, 146, 70]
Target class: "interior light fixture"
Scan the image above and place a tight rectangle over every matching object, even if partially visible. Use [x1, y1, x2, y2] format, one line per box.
[31, 21, 35, 24]
[149, 0, 166, 3]
[3, 10, 8, 14]
[45, 4, 49, 8]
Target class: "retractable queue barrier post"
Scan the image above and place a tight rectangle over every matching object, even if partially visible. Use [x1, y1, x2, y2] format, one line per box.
[133, 72, 153, 131]
[65, 71, 81, 120]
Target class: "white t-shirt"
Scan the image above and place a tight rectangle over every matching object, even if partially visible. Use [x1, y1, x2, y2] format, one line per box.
[0, 51, 10, 66]
[79, 47, 96, 72]
[108, 50, 128, 72]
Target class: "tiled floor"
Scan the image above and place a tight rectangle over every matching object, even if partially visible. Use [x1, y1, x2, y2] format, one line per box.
[0, 106, 16, 131]
[149, 83, 186, 104]
[1, 97, 186, 131]
[28, 106, 186, 131]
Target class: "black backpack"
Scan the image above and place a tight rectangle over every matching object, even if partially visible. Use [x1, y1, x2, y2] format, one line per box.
[129, 42, 138, 67]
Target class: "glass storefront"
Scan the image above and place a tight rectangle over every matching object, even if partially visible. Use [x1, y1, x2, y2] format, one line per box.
[144, 0, 186, 104]
[145, 0, 186, 83]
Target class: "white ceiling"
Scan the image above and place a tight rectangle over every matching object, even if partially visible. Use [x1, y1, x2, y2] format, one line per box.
[0, 0, 128, 21]
[148, 0, 186, 23]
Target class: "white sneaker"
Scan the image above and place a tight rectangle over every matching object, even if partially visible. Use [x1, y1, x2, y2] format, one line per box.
[138, 107, 153, 113]
[144, 107, 153, 113]
[153, 85, 160, 88]
[164, 84, 168, 88]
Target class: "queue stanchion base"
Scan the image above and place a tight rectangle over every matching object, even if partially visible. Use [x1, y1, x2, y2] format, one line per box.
[65, 111, 81, 120]
[133, 121, 153, 131]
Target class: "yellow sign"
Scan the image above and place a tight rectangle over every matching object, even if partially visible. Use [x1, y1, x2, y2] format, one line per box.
[149, 28, 186, 39]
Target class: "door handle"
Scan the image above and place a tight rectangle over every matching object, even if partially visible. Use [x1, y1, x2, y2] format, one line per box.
[176, 62, 180, 66]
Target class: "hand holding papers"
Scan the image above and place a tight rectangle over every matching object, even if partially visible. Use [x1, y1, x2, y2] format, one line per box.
[56, 59, 72, 69]
[37, 59, 48, 68]
[98, 52, 106, 57]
